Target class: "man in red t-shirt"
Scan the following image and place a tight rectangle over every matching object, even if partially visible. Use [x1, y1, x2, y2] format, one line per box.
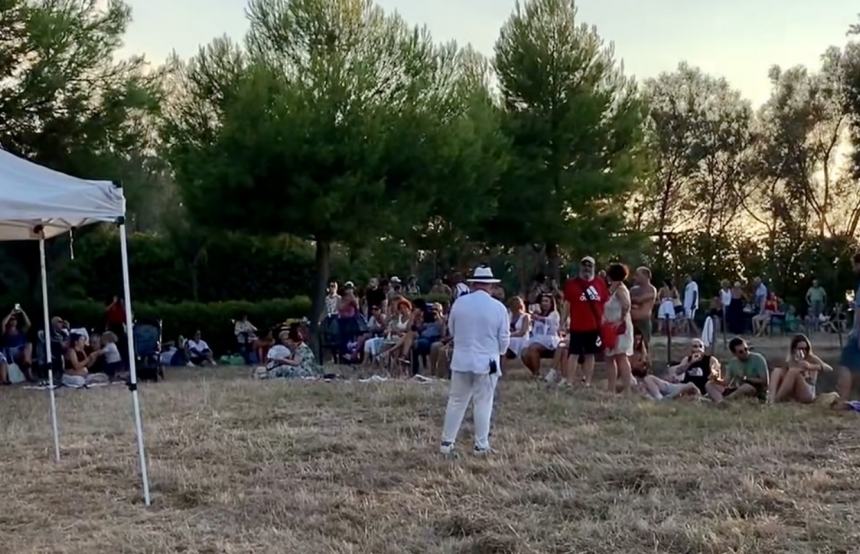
[563, 256, 609, 386]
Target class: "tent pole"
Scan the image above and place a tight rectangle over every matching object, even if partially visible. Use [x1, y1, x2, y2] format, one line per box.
[39, 234, 61, 462]
[119, 222, 151, 506]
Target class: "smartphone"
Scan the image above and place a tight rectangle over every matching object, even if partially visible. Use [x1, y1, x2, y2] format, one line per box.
[13, 303, 21, 312]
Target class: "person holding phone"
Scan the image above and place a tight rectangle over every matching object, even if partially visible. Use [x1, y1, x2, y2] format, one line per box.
[706, 337, 769, 403]
[440, 266, 510, 458]
[768, 334, 831, 404]
[2, 305, 33, 381]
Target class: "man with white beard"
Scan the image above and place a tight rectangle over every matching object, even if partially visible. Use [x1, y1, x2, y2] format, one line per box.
[440, 266, 510, 457]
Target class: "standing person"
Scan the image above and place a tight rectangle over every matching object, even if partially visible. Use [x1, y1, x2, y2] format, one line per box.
[364, 278, 386, 316]
[838, 253, 860, 400]
[753, 277, 768, 313]
[323, 281, 341, 319]
[451, 272, 471, 302]
[430, 278, 452, 299]
[105, 295, 128, 368]
[563, 256, 609, 387]
[727, 281, 746, 334]
[604, 263, 634, 394]
[406, 275, 421, 296]
[806, 279, 827, 330]
[683, 275, 700, 337]
[706, 337, 769, 403]
[657, 280, 679, 336]
[630, 267, 657, 349]
[440, 266, 510, 457]
[719, 280, 732, 335]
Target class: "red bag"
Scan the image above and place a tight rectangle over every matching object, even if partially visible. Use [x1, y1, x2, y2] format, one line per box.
[600, 322, 619, 351]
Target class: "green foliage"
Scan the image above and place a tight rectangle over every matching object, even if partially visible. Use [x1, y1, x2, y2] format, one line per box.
[490, 0, 646, 265]
[52, 229, 316, 304]
[58, 297, 311, 354]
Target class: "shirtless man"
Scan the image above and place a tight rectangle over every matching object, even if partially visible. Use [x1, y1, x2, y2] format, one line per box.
[630, 267, 657, 348]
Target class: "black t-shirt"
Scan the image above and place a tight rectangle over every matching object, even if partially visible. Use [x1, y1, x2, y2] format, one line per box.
[682, 355, 713, 394]
[366, 288, 386, 310]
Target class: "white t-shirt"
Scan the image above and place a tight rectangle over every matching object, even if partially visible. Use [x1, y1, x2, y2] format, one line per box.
[267, 344, 292, 362]
[684, 281, 699, 310]
[103, 342, 122, 364]
[187, 339, 210, 354]
[454, 282, 470, 300]
[719, 288, 732, 308]
[755, 283, 768, 306]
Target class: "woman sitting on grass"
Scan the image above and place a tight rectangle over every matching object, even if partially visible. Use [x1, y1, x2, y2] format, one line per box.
[767, 334, 832, 404]
[62, 333, 109, 388]
[261, 327, 321, 379]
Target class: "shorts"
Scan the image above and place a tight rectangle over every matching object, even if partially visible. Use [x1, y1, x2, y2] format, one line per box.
[840, 338, 860, 372]
[658, 301, 675, 320]
[568, 331, 600, 357]
[659, 382, 688, 399]
[633, 319, 652, 343]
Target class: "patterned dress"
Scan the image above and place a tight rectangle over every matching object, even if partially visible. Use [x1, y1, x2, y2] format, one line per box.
[269, 343, 322, 379]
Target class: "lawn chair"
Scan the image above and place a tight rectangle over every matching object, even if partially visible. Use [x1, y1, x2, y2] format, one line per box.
[133, 318, 164, 382]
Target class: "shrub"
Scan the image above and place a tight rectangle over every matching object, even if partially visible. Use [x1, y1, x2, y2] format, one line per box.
[57, 297, 311, 354]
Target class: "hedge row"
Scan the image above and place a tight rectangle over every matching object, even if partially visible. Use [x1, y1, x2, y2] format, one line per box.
[58, 297, 312, 354]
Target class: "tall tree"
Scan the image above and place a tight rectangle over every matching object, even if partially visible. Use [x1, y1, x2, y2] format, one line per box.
[756, 56, 854, 240]
[0, 0, 164, 301]
[164, 0, 501, 329]
[641, 63, 754, 274]
[491, 0, 645, 278]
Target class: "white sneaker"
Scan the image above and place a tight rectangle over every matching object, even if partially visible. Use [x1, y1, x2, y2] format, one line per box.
[473, 446, 493, 457]
[186, 362, 195, 368]
[440, 442, 456, 458]
[544, 368, 558, 384]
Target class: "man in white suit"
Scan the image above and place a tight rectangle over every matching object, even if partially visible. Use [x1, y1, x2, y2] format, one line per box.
[440, 266, 510, 457]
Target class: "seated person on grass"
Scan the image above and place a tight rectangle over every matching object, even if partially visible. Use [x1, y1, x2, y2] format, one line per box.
[185, 331, 216, 367]
[706, 337, 769, 403]
[99, 331, 125, 378]
[259, 327, 321, 379]
[768, 334, 832, 404]
[264, 331, 292, 371]
[640, 338, 714, 400]
[62, 333, 109, 388]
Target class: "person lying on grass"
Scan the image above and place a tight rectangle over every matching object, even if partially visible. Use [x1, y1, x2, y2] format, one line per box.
[62, 333, 109, 388]
[706, 337, 769, 404]
[768, 334, 832, 404]
[640, 338, 716, 400]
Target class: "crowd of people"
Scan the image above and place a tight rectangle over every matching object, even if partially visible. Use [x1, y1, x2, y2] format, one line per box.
[300, 254, 860, 408]
[0, 297, 130, 389]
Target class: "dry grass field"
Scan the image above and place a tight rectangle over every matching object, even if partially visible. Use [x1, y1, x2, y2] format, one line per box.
[2, 335, 860, 553]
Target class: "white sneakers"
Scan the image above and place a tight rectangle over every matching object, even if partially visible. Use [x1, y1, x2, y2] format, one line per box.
[544, 368, 559, 384]
[439, 443, 493, 458]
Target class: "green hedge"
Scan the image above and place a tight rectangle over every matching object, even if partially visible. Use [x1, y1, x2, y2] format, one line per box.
[57, 297, 311, 354]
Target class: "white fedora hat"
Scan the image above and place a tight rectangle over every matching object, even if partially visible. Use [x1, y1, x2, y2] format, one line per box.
[467, 266, 500, 284]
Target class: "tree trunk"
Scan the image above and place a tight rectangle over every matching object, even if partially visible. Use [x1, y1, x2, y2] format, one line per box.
[546, 242, 561, 283]
[310, 239, 332, 356]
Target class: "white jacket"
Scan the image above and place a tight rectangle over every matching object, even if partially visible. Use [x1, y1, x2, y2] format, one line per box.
[448, 290, 510, 374]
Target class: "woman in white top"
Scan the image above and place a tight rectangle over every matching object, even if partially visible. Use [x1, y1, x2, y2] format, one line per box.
[657, 279, 679, 336]
[604, 263, 634, 394]
[521, 294, 561, 377]
[506, 296, 532, 360]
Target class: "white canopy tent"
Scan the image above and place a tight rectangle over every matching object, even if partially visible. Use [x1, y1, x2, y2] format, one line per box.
[0, 149, 151, 505]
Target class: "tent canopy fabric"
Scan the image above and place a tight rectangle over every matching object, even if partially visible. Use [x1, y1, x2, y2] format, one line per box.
[0, 150, 124, 239]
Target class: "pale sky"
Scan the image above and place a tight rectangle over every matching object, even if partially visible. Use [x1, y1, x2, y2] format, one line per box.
[120, 0, 859, 106]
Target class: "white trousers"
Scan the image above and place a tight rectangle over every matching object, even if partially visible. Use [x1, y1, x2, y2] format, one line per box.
[441, 371, 499, 450]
